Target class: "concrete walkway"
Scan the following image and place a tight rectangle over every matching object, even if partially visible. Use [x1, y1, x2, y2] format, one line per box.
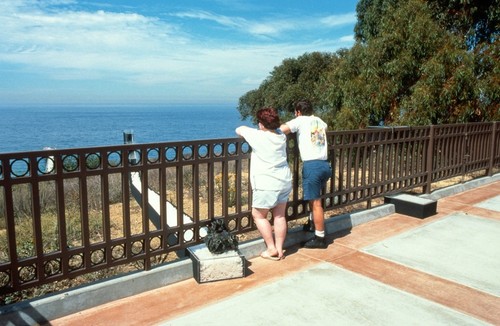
[7, 178, 500, 325]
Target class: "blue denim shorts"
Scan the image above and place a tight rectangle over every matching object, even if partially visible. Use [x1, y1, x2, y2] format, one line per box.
[252, 185, 292, 209]
[302, 160, 331, 200]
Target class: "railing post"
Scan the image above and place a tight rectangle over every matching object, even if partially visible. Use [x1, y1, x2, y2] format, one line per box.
[488, 122, 497, 176]
[288, 133, 302, 218]
[462, 124, 469, 181]
[424, 125, 434, 194]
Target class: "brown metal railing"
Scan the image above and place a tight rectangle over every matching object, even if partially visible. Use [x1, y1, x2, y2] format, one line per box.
[0, 122, 498, 295]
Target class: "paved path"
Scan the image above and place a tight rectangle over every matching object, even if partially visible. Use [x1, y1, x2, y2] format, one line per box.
[43, 181, 500, 325]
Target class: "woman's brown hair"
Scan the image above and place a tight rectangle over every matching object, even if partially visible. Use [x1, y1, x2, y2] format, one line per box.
[257, 107, 281, 130]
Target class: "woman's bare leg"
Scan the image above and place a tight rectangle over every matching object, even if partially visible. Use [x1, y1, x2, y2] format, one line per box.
[271, 202, 287, 258]
[252, 207, 278, 256]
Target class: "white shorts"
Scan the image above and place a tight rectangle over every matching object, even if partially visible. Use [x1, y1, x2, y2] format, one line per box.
[252, 185, 292, 209]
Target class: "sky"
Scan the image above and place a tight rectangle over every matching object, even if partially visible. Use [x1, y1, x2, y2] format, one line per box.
[0, 0, 359, 106]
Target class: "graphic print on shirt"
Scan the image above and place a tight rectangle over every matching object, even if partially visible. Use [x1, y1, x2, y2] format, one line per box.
[310, 119, 326, 148]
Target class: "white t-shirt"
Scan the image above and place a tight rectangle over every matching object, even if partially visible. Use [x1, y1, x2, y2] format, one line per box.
[237, 127, 292, 191]
[285, 115, 328, 161]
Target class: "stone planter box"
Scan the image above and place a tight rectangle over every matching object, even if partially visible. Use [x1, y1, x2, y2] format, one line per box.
[187, 244, 247, 283]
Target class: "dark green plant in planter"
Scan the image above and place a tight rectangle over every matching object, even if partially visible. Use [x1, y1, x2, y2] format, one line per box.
[204, 219, 238, 254]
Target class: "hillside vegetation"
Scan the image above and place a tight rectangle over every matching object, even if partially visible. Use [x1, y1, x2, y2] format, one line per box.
[238, 0, 500, 129]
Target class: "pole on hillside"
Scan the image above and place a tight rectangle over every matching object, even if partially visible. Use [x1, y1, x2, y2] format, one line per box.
[123, 130, 139, 164]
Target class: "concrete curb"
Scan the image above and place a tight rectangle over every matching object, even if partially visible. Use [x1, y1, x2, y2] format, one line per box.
[1, 173, 498, 324]
[0, 259, 194, 325]
[420, 173, 500, 201]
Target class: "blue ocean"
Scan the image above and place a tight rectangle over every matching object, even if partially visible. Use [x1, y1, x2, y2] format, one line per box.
[0, 105, 254, 154]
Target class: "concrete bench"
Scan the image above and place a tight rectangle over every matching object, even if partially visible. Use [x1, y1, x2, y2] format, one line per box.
[384, 194, 437, 218]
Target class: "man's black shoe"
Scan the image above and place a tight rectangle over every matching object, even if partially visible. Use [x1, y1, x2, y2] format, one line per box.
[302, 219, 315, 232]
[302, 235, 327, 249]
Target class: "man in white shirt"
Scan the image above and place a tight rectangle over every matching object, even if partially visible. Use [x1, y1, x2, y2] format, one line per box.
[280, 100, 331, 249]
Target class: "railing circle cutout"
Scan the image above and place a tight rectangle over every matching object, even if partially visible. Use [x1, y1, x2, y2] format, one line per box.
[10, 158, 30, 177]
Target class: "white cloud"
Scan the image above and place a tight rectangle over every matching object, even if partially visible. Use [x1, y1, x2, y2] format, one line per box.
[172, 10, 356, 38]
[0, 1, 356, 104]
[339, 34, 355, 43]
[320, 13, 357, 27]
[172, 10, 245, 29]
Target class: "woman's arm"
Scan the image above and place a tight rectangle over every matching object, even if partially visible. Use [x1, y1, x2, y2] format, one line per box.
[235, 126, 252, 137]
